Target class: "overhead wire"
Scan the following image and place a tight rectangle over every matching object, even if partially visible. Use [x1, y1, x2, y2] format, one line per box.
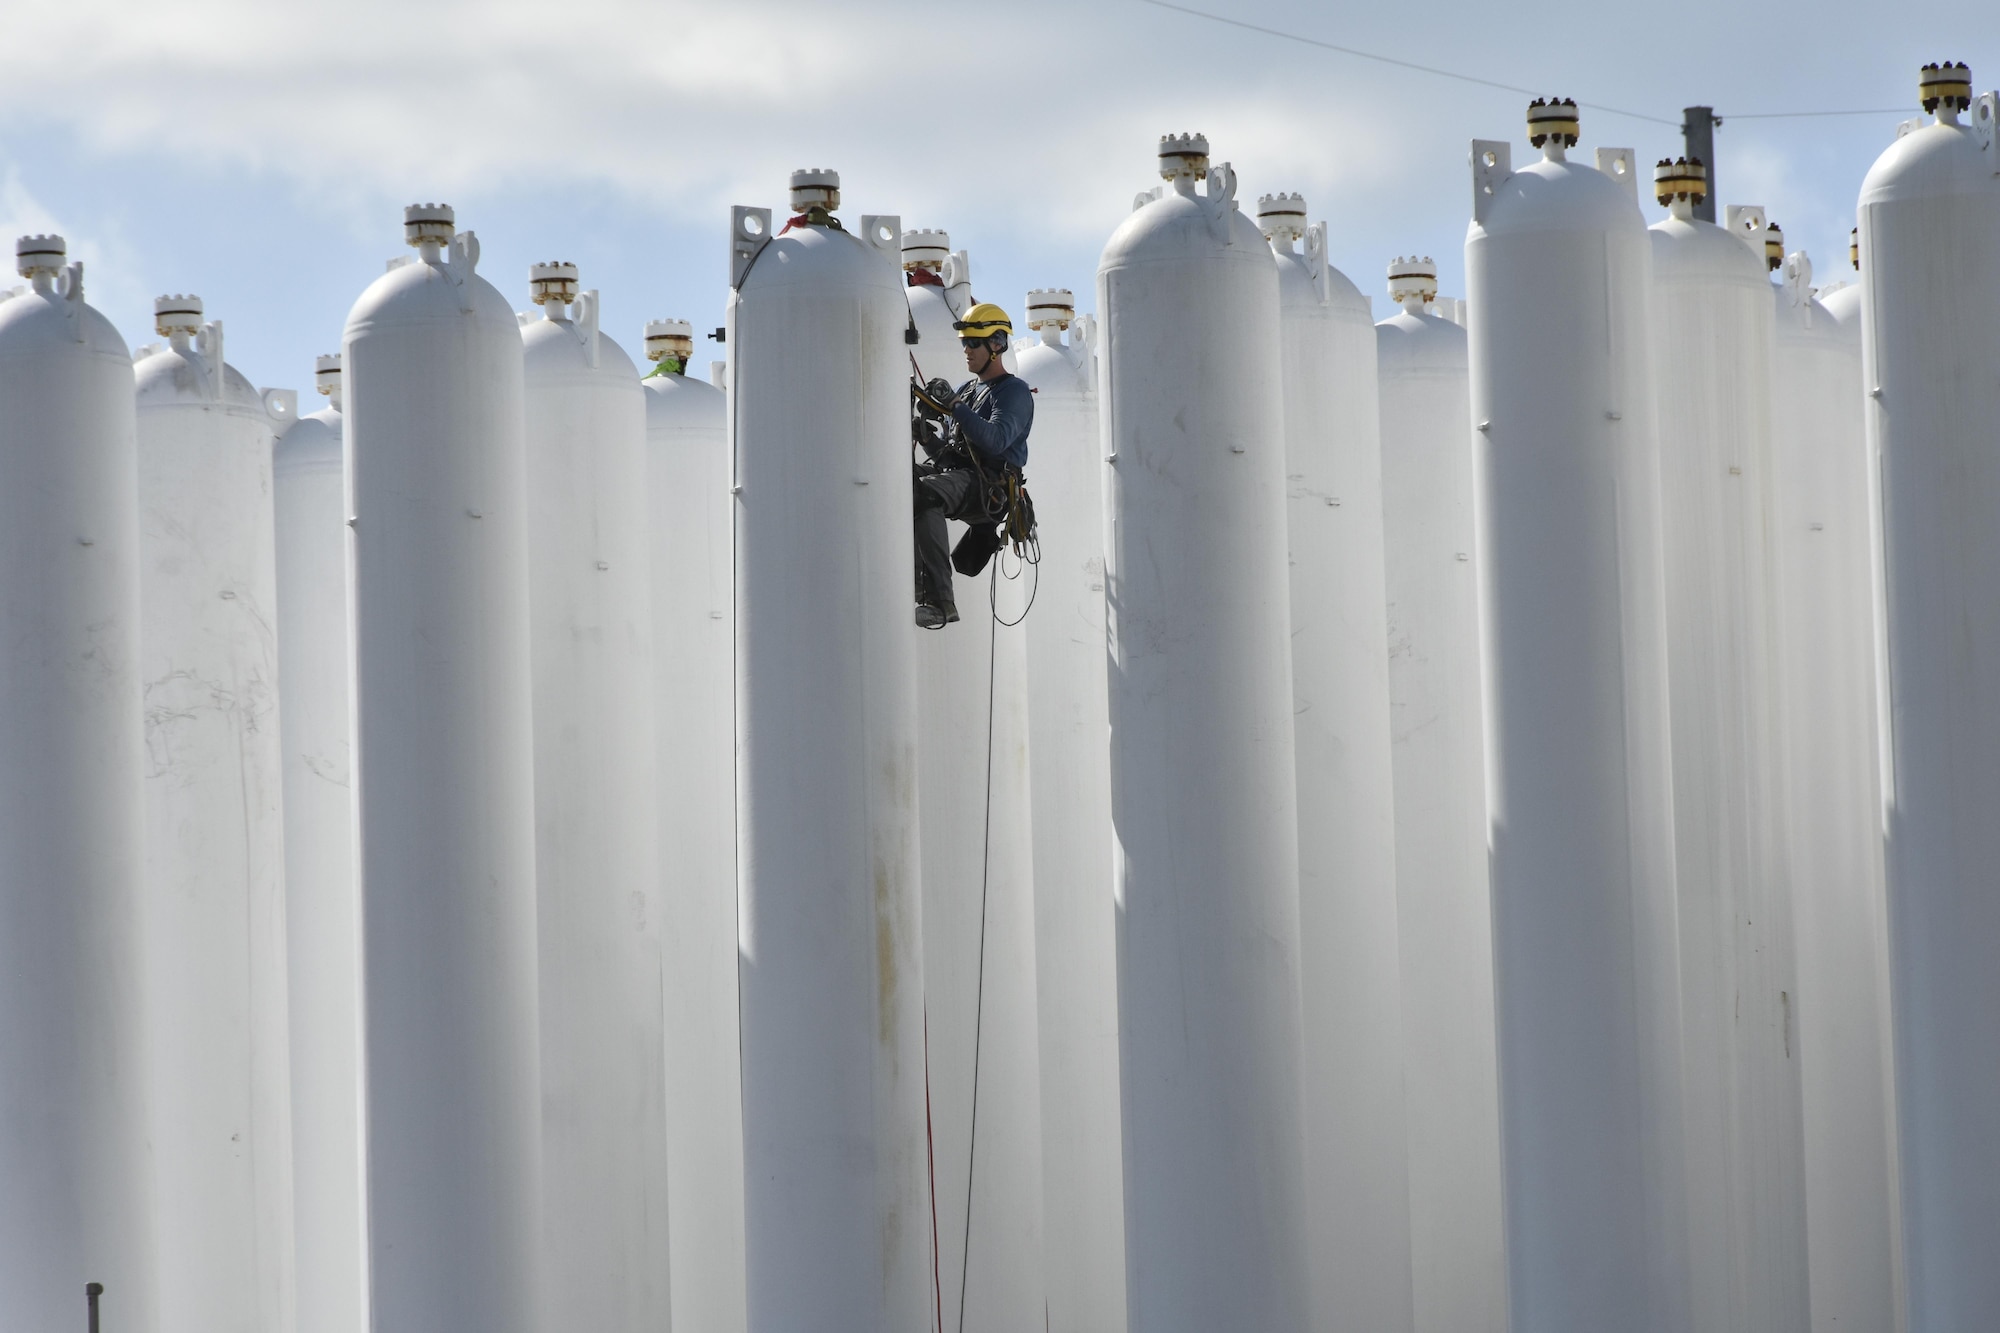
[1133, 0, 1677, 125]
[1133, 0, 1911, 126]
[1722, 109, 1911, 119]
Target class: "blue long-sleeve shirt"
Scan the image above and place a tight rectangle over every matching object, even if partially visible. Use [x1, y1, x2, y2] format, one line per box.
[950, 372, 1033, 470]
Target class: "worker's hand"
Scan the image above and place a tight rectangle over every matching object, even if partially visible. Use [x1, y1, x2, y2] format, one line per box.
[912, 376, 956, 416]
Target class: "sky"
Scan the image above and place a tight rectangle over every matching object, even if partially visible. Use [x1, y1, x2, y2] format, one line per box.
[1, 0, 1993, 395]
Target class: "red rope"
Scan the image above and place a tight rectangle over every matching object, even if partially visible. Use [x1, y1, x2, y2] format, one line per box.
[924, 1010, 944, 1333]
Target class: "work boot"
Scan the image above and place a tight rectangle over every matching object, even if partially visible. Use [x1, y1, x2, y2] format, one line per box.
[915, 601, 958, 630]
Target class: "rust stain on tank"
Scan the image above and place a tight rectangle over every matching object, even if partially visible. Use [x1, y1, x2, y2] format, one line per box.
[876, 860, 899, 1047]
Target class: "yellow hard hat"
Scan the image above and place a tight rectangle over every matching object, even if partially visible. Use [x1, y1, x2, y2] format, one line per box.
[953, 302, 1013, 340]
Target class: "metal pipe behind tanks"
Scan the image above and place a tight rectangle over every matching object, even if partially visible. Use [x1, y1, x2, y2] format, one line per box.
[1681, 108, 1718, 222]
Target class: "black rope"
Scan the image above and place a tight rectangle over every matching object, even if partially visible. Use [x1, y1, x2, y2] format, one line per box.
[989, 536, 1039, 628]
[955, 578, 1001, 1333]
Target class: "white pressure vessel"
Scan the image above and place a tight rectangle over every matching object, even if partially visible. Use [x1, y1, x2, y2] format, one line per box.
[1014, 287, 1129, 1333]
[1818, 283, 1861, 326]
[133, 293, 297, 1333]
[1859, 61, 2000, 1329]
[1816, 229, 1885, 960]
[1259, 191, 1413, 1333]
[1465, 101, 1690, 1333]
[728, 171, 930, 1332]
[274, 353, 364, 1333]
[0, 234, 155, 1333]
[1376, 257, 1506, 1333]
[641, 318, 746, 1333]
[520, 264, 667, 1332]
[902, 232, 1018, 375]
[1767, 249, 1900, 1333]
[342, 204, 540, 1333]
[902, 227, 965, 355]
[1814, 234, 1879, 848]
[1648, 177, 1808, 1333]
[903, 229, 1046, 1332]
[1098, 133, 1308, 1333]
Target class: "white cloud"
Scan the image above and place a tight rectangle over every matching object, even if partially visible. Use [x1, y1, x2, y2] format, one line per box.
[0, 0, 1392, 248]
[0, 2, 941, 203]
[0, 166, 67, 242]
[1702, 136, 1864, 285]
[0, 161, 147, 318]
[0, 0, 1974, 383]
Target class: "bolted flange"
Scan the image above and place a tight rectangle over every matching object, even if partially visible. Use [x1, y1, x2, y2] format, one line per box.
[1528, 97, 1580, 148]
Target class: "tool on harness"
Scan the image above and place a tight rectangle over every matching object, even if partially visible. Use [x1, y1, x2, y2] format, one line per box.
[953, 470, 1037, 581]
[911, 372, 969, 469]
[1000, 469, 1036, 552]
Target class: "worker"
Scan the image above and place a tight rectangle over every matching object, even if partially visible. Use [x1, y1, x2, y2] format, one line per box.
[912, 302, 1033, 628]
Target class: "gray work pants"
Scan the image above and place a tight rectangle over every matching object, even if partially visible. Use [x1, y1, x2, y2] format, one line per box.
[913, 467, 986, 609]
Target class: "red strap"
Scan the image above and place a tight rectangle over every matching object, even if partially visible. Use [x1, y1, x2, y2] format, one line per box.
[908, 268, 945, 288]
[924, 1010, 944, 1333]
